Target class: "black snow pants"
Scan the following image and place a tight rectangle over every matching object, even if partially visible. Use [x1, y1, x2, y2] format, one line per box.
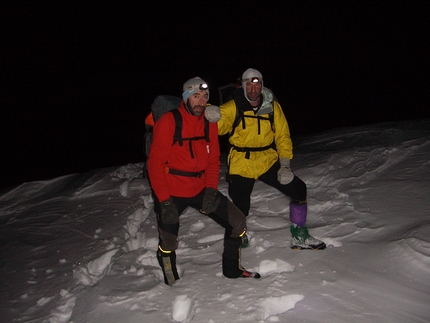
[227, 160, 307, 216]
[154, 189, 247, 278]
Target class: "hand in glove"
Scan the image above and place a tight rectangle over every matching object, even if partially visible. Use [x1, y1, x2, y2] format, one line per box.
[160, 198, 179, 224]
[258, 88, 274, 115]
[200, 188, 221, 214]
[204, 105, 221, 123]
[277, 158, 294, 185]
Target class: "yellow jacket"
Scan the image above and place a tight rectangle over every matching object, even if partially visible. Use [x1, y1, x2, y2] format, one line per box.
[218, 98, 293, 179]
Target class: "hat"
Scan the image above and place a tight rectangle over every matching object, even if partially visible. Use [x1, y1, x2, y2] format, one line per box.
[241, 68, 263, 101]
[241, 68, 263, 89]
[182, 77, 210, 101]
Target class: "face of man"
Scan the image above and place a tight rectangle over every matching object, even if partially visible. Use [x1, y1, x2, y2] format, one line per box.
[245, 80, 262, 103]
[186, 90, 209, 116]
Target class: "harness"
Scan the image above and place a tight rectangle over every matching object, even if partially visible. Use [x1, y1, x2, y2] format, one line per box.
[168, 109, 209, 177]
[228, 106, 276, 159]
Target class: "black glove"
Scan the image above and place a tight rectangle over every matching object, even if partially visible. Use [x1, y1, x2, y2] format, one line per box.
[200, 188, 221, 214]
[160, 198, 179, 224]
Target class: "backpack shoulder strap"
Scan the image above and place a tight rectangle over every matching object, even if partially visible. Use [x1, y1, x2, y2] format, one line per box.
[229, 105, 242, 138]
[269, 111, 274, 131]
[204, 117, 210, 142]
[229, 105, 275, 137]
[171, 109, 183, 146]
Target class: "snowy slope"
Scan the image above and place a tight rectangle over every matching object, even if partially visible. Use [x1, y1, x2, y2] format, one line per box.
[1, 119, 429, 323]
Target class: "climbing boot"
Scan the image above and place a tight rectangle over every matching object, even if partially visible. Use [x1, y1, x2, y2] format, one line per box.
[290, 225, 326, 250]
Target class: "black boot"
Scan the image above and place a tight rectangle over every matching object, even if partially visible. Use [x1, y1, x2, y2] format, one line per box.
[222, 237, 261, 279]
[157, 246, 180, 286]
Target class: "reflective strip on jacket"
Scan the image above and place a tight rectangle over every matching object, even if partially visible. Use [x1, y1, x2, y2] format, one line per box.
[147, 101, 220, 202]
[218, 100, 293, 179]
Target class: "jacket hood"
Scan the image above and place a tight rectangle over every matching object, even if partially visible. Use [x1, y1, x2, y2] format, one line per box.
[233, 88, 262, 112]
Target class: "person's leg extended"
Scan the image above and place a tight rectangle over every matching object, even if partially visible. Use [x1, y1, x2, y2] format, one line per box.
[259, 162, 325, 250]
[227, 174, 255, 216]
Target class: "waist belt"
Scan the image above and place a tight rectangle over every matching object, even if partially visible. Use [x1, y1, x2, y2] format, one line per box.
[231, 141, 276, 159]
[168, 168, 205, 178]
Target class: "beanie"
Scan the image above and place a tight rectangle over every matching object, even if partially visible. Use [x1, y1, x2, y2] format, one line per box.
[182, 77, 209, 102]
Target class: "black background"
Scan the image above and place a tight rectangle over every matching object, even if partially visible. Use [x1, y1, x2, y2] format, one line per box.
[2, 1, 429, 190]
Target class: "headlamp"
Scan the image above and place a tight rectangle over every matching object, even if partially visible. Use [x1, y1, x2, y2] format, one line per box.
[243, 77, 262, 83]
[186, 83, 209, 91]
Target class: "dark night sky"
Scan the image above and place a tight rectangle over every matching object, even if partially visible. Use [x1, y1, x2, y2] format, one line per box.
[1, 2, 429, 190]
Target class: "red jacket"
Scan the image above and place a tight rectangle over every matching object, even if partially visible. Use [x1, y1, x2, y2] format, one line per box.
[147, 101, 220, 202]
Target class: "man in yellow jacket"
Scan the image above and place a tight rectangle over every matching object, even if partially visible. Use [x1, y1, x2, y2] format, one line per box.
[207, 68, 325, 250]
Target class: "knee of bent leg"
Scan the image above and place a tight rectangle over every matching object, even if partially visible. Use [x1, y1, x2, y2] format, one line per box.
[227, 199, 247, 237]
[291, 176, 307, 201]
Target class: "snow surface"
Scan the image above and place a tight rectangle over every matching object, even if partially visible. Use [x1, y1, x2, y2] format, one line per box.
[1, 119, 429, 323]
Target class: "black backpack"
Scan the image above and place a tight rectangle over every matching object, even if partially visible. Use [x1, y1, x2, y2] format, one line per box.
[143, 95, 181, 160]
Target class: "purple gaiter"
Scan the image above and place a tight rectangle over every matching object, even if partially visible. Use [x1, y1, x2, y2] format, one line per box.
[290, 203, 307, 227]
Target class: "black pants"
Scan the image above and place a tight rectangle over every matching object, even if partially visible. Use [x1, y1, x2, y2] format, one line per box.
[154, 189, 247, 278]
[228, 161, 307, 216]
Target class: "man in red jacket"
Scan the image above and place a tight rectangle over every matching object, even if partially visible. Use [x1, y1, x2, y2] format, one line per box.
[147, 77, 260, 286]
